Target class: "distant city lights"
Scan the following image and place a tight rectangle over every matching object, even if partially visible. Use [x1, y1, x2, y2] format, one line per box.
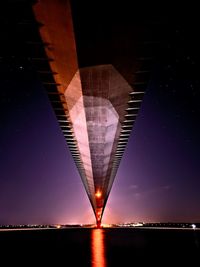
[191, 224, 196, 229]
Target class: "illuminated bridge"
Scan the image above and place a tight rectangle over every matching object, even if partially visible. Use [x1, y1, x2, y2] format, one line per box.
[1, 0, 165, 226]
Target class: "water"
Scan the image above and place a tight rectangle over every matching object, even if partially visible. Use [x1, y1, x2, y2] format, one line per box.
[91, 229, 106, 267]
[0, 228, 200, 266]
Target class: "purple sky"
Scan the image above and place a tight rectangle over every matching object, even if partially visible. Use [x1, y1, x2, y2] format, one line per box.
[0, 6, 200, 225]
[0, 54, 199, 225]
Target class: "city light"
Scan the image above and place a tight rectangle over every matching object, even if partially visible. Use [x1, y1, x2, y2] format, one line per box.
[191, 224, 196, 229]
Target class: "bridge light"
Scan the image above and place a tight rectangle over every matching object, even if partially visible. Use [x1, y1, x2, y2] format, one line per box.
[95, 191, 102, 198]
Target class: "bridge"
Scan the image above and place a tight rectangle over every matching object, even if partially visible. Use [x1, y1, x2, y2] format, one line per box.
[1, 0, 165, 227]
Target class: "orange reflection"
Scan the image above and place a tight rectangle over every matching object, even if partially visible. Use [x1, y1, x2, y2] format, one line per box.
[91, 229, 106, 267]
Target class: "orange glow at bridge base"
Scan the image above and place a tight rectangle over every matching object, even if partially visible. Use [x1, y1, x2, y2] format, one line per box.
[96, 220, 101, 228]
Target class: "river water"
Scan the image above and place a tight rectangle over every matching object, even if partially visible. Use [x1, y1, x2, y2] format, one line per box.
[1, 227, 200, 266]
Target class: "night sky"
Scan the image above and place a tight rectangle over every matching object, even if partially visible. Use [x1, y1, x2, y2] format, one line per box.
[0, 2, 200, 225]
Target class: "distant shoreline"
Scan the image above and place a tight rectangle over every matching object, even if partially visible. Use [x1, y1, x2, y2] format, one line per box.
[0, 226, 199, 232]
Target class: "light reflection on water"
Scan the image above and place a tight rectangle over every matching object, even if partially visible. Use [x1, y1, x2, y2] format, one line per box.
[91, 229, 106, 267]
